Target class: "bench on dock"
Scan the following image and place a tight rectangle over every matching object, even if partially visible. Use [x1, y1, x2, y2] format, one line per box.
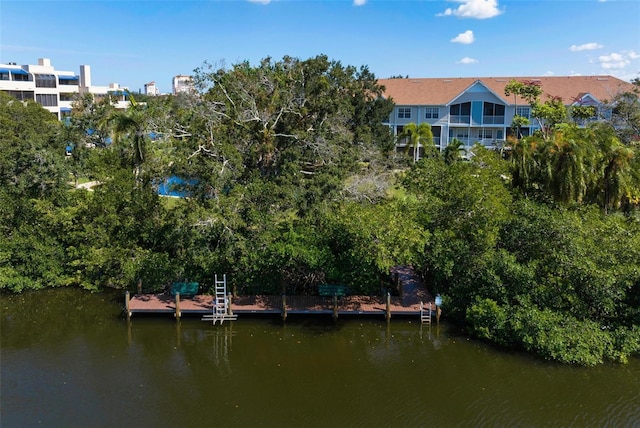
[318, 284, 347, 297]
[170, 282, 199, 297]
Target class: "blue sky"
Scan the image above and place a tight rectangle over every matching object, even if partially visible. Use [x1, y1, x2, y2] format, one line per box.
[1, 0, 639, 93]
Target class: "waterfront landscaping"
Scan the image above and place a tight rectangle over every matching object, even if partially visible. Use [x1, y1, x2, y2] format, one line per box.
[1, 55, 639, 365]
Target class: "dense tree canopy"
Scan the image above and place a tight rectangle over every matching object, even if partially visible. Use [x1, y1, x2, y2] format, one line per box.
[1, 57, 639, 366]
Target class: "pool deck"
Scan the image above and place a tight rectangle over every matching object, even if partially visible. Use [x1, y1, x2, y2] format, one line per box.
[126, 266, 434, 320]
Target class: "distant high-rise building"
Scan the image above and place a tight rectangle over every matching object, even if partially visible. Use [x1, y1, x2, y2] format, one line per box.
[0, 57, 130, 119]
[144, 81, 160, 96]
[172, 74, 195, 95]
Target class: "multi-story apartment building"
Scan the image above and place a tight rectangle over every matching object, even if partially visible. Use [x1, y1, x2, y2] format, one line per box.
[379, 75, 636, 158]
[0, 58, 130, 119]
[172, 74, 195, 95]
[144, 81, 160, 96]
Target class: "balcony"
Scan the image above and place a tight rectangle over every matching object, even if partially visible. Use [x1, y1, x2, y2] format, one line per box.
[449, 115, 470, 124]
[482, 115, 504, 124]
[445, 138, 506, 149]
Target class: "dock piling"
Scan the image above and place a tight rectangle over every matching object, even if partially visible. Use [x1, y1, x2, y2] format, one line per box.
[282, 294, 287, 321]
[332, 294, 338, 321]
[386, 292, 391, 321]
[175, 292, 181, 318]
[125, 291, 131, 321]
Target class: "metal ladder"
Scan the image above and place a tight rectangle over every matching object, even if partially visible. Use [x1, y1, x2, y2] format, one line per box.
[420, 301, 432, 325]
[202, 274, 237, 324]
[213, 274, 227, 324]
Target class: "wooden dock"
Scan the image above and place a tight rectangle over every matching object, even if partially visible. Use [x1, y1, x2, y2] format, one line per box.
[125, 266, 435, 321]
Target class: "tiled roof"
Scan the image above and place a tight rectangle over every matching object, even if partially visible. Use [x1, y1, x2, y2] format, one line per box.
[378, 76, 636, 106]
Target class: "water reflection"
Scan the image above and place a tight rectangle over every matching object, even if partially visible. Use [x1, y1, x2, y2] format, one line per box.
[2, 290, 639, 428]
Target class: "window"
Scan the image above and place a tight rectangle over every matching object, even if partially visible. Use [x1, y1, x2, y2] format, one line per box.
[58, 76, 79, 85]
[449, 128, 469, 139]
[12, 72, 30, 82]
[483, 102, 505, 124]
[425, 107, 439, 119]
[507, 127, 530, 138]
[398, 107, 411, 119]
[35, 74, 56, 88]
[6, 91, 34, 101]
[478, 129, 493, 140]
[516, 107, 530, 119]
[59, 93, 75, 102]
[0, 71, 9, 80]
[36, 94, 58, 106]
[396, 125, 404, 135]
[449, 102, 471, 123]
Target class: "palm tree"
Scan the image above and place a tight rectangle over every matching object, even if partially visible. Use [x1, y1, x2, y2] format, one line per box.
[506, 134, 542, 196]
[443, 138, 465, 165]
[590, 124, 636, 213]
[397, 122, 434, 163]
[110, 94, 149, 181]
[541, 125, 596, 206]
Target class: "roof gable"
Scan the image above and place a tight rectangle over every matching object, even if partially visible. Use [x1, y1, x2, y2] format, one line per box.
[448, 80, 507, 106]
[572, 93, 600, 106]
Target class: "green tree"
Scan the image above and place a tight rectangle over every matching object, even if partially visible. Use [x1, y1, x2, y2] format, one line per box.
[109, 94, 151, 182]
[505, 79, 539, 139]
[505, 80, 568, 141]
[69, 92, 116, 148]
[0, 93, 70, 291]
[442, 138, 465, 165]
[396, 122, 434, 163]
[588, 123, 637, 212]
[607, 91, 640, 145]
[540, 124, 597, 206]
[0, 92, 68, 199]
[192, 55, 393, 182]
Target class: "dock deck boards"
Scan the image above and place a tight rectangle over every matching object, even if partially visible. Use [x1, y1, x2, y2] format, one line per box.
[127, 266, 434, 318]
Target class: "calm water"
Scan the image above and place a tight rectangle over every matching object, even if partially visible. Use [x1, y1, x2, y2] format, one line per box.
[1, 288, 639, 428]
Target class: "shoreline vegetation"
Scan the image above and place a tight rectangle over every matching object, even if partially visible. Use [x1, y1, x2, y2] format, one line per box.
[1, 55, 639, 366]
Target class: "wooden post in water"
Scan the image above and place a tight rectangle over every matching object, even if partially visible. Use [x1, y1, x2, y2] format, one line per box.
[227, 293, 233, 316]
[176, 318, 181, 347]
[127, 317, 132, 345]
[125, 291, 131, 321]
[333, 294, 338, 321]
[281, 294, 287, 321]
[175, 292, 181, 319]
[386, 292, 391, 321]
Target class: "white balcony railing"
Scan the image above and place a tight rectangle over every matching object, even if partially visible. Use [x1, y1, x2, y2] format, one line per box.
[482, 116, 505, 124]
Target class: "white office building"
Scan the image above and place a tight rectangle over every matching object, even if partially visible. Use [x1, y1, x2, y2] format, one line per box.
[144, 81, 160, 96]
[0, 58, 130, 119]
[172, 74, 195, 95]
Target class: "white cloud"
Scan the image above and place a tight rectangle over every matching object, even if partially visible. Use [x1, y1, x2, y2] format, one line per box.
[437, 0, 503, 19]
[457, 57, 478, 64]
[247, 0, 271, 4]
[543, 71, 555, 76]
[451, 30, 475, 44]
[569, 42, 603, 52]
[353, 0, 366, 5]
[598, 51, 638, 70]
